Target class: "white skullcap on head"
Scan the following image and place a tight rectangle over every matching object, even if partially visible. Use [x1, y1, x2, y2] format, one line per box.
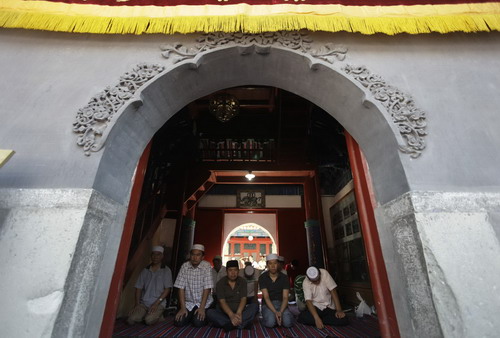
[191, 244, 205, 252]
[244, 265, 255, 277]
[278, 256, 284, 262]
[266, 253, 278, 261]
[152, 246, 164, 253]
[306, 267, 321, 281]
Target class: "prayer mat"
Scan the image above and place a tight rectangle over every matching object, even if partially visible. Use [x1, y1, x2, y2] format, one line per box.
[112, 313, 380, 337]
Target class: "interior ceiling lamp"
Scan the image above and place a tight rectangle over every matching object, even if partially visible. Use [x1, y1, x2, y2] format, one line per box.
[245, 171, 255, 181]
[209, 93, 240, 122]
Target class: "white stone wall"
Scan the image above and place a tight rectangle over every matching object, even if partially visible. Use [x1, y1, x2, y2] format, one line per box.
[1, 29, 500, 338]
[0, 189, 92, 337]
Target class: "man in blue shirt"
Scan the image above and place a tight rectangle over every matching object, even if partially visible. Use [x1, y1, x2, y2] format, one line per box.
[127, 246, 173, 325]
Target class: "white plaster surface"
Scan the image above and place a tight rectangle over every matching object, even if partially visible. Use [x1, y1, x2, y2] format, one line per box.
[0, 189, 92, 338]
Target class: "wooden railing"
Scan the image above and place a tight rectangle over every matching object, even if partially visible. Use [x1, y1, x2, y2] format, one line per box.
[199, 138, 276, 162]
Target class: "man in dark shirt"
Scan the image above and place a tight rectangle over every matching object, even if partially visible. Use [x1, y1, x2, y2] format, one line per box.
[207, 260, 259, 331]
[258, 253, 294, 328]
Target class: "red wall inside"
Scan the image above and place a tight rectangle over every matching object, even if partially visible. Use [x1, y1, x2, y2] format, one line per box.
[193, 207, 308, 274]
[193, 209, 224, 264]
[276, 208, 308, 275]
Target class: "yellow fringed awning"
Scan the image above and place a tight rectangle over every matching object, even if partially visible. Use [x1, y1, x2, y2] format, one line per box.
[1, 0, 500, 35]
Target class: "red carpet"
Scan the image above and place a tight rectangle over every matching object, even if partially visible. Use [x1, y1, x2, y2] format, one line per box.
[113, 313, 380, 337]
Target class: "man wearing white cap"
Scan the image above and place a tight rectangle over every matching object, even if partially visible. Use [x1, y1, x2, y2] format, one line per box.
[174, 244, 213, 327]
[211, 255, 226, 300]
[239, 262, 260, 304]
[127, 246, 173, 325]
[278, 256, 288, 275]
[298, 266, 348, 328]
[258, 253, 294, 328]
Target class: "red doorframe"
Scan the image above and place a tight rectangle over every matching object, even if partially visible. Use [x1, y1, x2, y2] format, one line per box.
[346, 132, 400, 338]
[99, 142, 152, 338]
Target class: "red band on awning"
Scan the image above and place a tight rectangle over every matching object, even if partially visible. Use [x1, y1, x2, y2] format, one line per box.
[37, 0, 499, 7]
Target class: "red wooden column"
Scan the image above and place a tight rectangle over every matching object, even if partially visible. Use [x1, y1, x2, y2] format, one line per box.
[99, 142, 152, 338]
[345, 132, 400, 338]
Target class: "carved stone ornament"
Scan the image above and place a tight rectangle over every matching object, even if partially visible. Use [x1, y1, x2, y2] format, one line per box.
[160, 31, 348, 64]
[73, 32, 427, 158]
[343, 65, 427, 158]
[73, 63, 165, 156]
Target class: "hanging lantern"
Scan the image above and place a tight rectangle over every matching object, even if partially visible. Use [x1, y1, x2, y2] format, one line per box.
[209, 93, 240, 122]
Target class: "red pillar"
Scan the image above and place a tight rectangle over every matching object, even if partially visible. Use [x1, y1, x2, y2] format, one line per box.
[98, 143, 151, 338]
[346, 132, 400, 338]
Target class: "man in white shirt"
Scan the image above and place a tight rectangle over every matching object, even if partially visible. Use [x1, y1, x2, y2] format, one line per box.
[174, 244, 213, 327]
[298, 266, 348, 328]
[238, 262, 260, 304]
[211, 255, 226, 297]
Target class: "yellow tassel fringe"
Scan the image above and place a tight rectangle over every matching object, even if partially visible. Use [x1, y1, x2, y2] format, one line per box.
[1, 4, 500, 35]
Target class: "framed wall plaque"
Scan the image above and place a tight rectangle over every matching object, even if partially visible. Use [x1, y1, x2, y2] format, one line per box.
[237, 190, 265, 208]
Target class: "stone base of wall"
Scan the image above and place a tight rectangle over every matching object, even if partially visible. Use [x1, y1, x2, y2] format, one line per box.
[376, 191, 500, 338]
[0, 189, 93, 337]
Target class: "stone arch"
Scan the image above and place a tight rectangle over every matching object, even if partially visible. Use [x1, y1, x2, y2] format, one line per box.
[58, 36, 424, 337]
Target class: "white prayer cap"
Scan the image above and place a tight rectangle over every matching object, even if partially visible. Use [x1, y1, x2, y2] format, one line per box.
[244, 265, 255, 277]
[152, 246, 164, 253]
[306, 267, 320, 282]
[266, 253, 279, 261]
[278, 256, 285, 262]
[191, 244, 205, 252]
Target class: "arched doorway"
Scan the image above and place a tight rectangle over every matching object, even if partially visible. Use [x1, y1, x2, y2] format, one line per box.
[56, 35, 424, 338]
[223, 223, 277, 265]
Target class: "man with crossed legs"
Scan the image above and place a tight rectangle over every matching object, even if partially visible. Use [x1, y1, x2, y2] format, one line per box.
[207, 260, 259, 331]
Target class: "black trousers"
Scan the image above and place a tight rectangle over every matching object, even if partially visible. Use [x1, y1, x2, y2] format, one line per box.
[173, 306, 208, 327]
[298, 306, 349, 326]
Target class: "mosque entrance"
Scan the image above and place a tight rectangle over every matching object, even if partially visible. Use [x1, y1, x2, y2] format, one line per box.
[100, 85, 397, 337]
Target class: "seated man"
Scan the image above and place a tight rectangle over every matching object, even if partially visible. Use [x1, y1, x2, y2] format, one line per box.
[174, 244, 213, 327]
[294, 274, 307, 312]
[127, 246, 172, 325]
[278, 256, 288, 275]
[258, 254, 294, 328]
[298, 266, 349, 328]
[207, 260, 259, 331]
[238, 262, 260, 304]
[211, 255, 226, 302]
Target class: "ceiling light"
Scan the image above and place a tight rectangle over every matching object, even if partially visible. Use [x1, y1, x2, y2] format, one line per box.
[245, 171, 255, 180]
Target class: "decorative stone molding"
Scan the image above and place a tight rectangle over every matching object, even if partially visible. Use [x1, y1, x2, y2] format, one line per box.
[160, 31, 348, 65]
[343, 65, 427, 158]
[73, 32, 427, 158]
[73, 63, 165, 156]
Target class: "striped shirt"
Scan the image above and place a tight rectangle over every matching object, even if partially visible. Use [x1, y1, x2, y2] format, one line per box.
[174, 260, 213, 310]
